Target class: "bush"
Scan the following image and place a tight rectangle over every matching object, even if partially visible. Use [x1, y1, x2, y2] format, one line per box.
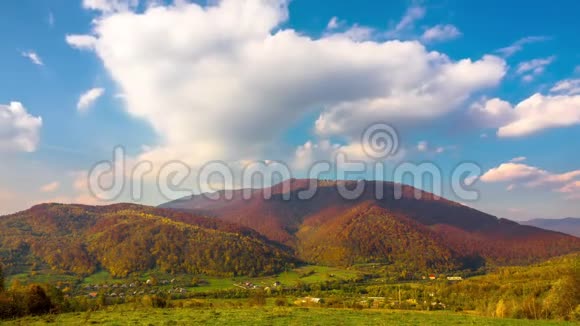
[0, 294, 18, 319]
[141, 295, 169, 308]
[26, 285, 53, 315]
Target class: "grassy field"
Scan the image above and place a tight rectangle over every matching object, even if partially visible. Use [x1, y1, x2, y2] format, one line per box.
[5, 305, 570, 326]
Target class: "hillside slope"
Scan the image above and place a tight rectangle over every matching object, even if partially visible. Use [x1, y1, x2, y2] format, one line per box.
[162, 179, 580, 270]
[0, 203, 297, 277]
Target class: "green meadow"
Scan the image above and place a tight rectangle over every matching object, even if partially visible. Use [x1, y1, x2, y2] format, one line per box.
[5, 304, 570, 326]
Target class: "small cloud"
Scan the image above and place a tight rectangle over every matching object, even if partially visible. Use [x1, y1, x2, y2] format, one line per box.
[480, 133, 488, 139]
[40, 181, 60, 193]
[421, 24, 461, 43]
[521, 74, 534, 83]
[394, 5, 425, 33]
[77, 88, 105, 113]
[516, 56, 556, 83]
[496, 36, 550, 58]
[575, 65, 580, 74]
[82, 0, 139, 13]
[323, 17, 374, 42]
[326, 16, 340, 30]
[550, 79, 580, 95]
[21, 51, 43, 66]
[66, 34, 98, 50]
[386, 5, 426, 38]
[510, 156, 527, 163]
[0, 102, 43, 152]
[480, 161, 580, 199]
[336, 25, 375, 42]
[416, 141, 452, 154]
[417, 141, 428, 152]
[516, 56, 555, 81]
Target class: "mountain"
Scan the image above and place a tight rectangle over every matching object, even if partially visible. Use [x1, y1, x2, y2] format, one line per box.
[162, 179, 580, 271]
[0, 203, 297, 277]
[520, 218, 580, 237]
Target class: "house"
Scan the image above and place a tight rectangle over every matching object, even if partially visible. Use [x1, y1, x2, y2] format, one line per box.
[428, 274, 436, 280]
[273, 281, 281, 287]
[88, 292, 98, 299]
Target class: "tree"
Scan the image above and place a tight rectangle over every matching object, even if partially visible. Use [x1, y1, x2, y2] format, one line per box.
[26, 285, 52, 315]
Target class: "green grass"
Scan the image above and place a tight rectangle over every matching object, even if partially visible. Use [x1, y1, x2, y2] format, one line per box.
[6, 305, 569, 325]
[188, 265, 361, 292]
[7, 271, 79, 285]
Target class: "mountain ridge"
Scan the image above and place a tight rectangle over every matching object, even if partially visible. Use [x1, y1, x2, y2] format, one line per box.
[519, 217, 580, 237]
[161, 179, 580, 270]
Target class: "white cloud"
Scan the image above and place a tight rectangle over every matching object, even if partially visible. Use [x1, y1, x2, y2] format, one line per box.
[0, 102, 43, 152]
[421, 24, 461, 42]
[77, 88, 105, 113]
[82, 0, 139, 13]
[469, 97, 517, 128]
[40, 181, 60, 193]
[326, 16, 340, 30]
[74, 0, 505, 168]
[497, 93, 580, 137]
[293, 139, 405, 170]
[66, 34, 98, 50]
[509, 156, 527, 163]
[470, 80, 580, 137]
[389, 5, 425, 36]
[516, 56, 555, 81]
[550, 79, 580, 95]
[496, 36, 550, 57]
[415, 140, 452, 154]
[417, 141, 428, 152]
[329, 24, 375, 42]
[21, 51, 43, 66]
[480, 161, 580, 199]
[316, 55, 505, 138]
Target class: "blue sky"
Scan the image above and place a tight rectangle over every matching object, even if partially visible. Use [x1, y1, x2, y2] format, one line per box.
[0, 0, 579, 220]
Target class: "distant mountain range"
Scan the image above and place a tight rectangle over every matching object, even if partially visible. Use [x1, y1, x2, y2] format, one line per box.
[161, 179, 580, 271]
[520, 218, 580, 237]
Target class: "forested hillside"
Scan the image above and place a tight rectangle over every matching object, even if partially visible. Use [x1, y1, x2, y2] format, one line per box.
[0, 204, 297, 277]
[163, 179, 580, 270]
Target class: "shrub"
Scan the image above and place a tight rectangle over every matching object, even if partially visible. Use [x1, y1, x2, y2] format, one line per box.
[26, 285, 53, 315]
